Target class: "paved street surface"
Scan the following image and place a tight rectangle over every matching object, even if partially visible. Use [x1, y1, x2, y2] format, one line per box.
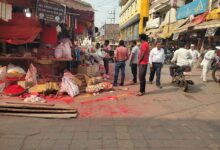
[0, 65, 220, 150]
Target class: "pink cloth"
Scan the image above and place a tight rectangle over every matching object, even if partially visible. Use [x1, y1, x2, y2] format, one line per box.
[115, 46, 129, 61]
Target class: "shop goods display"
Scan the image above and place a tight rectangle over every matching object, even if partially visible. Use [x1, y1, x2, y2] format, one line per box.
[29, 82, 59, 93]
[84, 75, 103, 85]
[0, 66, 6, 81]
[24, 95, 46, 103]
[7, 64, 26, 78]
[85, 82, 113, 93]
[60, 76, 79, 97]
[4, 84, 26, 96]
[25, 64, 37, 86]
[98, 82, 113, 91]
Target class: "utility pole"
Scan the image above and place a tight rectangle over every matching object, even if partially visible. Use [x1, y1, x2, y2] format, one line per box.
[108, 8, 116, 24]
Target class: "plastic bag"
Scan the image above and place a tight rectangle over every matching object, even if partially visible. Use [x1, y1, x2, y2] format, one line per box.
[60, 76, 79, 97]
[0, 66, 6, 81]
[7, 64, 26, 78]
[54, 43, 63, 58]
[25, 64, 37, 86]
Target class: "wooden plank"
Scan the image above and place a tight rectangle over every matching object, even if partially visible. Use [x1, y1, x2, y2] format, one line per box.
[0, 103, 75, 110]
[0, 113, 78, 119]
[6, 102, 55, 107]
[0, 107, 77, 114]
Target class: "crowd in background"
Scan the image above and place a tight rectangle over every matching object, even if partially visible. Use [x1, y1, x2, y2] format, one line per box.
[68, 34, 220, 96]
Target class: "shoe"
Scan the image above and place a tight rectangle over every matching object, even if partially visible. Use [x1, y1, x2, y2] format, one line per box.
[120, 83, 124, 86]
[149, 81, 153, 84]
[157, 85, 163, 89]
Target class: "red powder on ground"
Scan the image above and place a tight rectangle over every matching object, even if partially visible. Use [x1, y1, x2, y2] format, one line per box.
[4, 84, 25, 95]
[80, 96, 118, 105]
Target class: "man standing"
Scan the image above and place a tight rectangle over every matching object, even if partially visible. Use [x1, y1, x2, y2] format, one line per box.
[170, 42, 192, 82]
[113, 40, 129, 86]
[149, 42, 165, 88]
[189, 44, 200, 67]
[130, 40, 140, 84]
[137, 34, 150, 96]
[102, 40, 111, 75]
[200, 46, 219, 82]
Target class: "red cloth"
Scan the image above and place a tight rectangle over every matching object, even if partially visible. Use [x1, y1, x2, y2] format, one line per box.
[75, 22, 84, 34]
[139, 41, 150, 65]
[0, 13, 42, 45]
[41, 26, 58, 46]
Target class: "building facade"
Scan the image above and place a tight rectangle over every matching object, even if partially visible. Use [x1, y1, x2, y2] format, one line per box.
[98, 24, 120, 43]
[119, 0, 149, 41]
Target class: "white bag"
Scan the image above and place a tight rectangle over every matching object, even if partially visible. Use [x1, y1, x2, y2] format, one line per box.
[60, 76, 79, 97]
[54, 43, 63, 58]
[25, 64, 37, 85]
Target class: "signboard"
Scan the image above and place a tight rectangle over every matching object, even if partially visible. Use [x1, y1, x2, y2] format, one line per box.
[36, 0, 66, 23]
[176, 0, 208, 20]
[146, 18, 160, 29]
[205, 27, 218, 37]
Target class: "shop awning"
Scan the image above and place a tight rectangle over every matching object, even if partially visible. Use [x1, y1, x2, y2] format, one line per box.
[159, 18, 188, 39]
[52, 0, 94, 12]
[194, 19, 220, 30]
[0, 13, 42, 45]
[206, 7, 220, 20]
[145, 28, 162, 39]
[173, 12, 208, 33]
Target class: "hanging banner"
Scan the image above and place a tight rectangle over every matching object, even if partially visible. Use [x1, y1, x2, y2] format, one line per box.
[176, 0, 208, 20]
[36, 0, 66, 23]
[205, 27, 218, 37]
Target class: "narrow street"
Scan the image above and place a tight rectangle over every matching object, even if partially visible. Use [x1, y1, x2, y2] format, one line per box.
[0, 65, 220, 150]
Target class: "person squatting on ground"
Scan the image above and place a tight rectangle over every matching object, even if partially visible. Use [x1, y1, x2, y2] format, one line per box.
[137, 34, 150, 96]
[170, 42, 192, 82]
[130, 40, 140, 84]
[200, 46, 219, 82]
[149, 41, 165, 88]
[113, 40, 129, 86]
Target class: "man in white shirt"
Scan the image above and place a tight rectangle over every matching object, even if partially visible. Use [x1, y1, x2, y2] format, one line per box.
[130, 40, 140, 83]
[149, 42, 165, 88]
[170, 42, 192, 81]
[189, 44, 200, 67]
[200, 46, 219, 82]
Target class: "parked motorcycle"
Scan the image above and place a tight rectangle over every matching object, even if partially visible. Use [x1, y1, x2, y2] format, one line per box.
[172, 65, 194, 92]
[212, 57, 220, 83]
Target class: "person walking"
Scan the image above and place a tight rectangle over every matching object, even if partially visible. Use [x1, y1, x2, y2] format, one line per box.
[200, 46, 219, 82]
[102, 40, 111, 76]
[137, 34, 150, 96]
[149, 41, 165, 88]
[130, 40, 140, 84]
[113, 40, 129, 86]
[189, 44, 200, 67]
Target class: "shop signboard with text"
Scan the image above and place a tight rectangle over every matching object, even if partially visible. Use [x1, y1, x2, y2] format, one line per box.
[146, 18, 160, 29]
[176, 0, 208, 20]
[36, 0, 66, 23]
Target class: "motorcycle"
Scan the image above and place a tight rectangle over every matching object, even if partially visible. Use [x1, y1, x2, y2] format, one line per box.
[212, 57, 220, 83]
[172, 65, 194, 92]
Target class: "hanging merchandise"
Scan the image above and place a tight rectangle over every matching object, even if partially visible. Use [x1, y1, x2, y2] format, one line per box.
[0, 2, 12, 22]
[56, 25, 62, 33]
[41, 26, 58, 46]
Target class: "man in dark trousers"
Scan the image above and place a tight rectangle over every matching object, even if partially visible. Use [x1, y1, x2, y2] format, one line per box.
[149, 41, 165, 88]
[137, 34, 150, 96]
[130, 40, 140, 84]
[102, 40, 111, 76]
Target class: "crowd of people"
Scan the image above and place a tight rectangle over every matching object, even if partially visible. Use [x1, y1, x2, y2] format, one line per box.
[71, 34, 219, 96]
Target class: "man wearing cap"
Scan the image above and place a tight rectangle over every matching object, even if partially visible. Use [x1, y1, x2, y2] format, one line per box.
[189, 44, 200, 67]
[200, 46, 219, 82]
